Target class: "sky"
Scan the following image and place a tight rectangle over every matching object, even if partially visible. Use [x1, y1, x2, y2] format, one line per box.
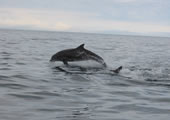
[0, 0, 170, 37]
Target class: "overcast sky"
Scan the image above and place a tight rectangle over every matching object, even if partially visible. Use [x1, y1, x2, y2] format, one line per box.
[0, 0, 170, 36]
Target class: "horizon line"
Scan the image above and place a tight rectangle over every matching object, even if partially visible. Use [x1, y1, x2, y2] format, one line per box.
[0, 27, 170, 38]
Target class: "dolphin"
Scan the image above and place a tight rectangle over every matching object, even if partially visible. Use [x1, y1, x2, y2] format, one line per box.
[50, 44, 107, 67]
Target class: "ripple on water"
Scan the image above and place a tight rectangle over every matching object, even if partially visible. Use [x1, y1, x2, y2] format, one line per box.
[11, 74, 29, 79]
[0, 75, 10, 79]
[0, 67, 11, 70]
[0, 83, 28, 89]
[35, 108, 66, 112]
[113, 104, 170, 114]
[147, 82, 170, 87]
[0, 75, 14, 82]
[146, 78, 170, 83]
[28, 91, 62, 97]
[0, 51, 14, 56]
[0, 62, 8, 65]
[8, 93, 45, 100]
[15, 62, 26, 65]
[1, 57, 12, 60]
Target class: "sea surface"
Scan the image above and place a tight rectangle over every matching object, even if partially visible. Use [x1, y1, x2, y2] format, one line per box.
[0, 29, 170, 120]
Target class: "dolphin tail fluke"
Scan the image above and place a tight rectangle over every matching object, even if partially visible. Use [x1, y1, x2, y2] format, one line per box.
[111, 66, 123, 73]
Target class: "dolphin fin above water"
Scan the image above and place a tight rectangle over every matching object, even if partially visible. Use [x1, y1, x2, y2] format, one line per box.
[76, 44, 85, 50]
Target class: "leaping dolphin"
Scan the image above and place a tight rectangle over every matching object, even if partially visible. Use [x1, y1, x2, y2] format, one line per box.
[50, 44, 107, 67]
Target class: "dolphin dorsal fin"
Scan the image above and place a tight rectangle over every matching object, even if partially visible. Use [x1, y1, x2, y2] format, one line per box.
[76, 44, 85, 50]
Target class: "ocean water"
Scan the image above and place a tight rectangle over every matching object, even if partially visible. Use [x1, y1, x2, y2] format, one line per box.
[0, 29, 170, 120]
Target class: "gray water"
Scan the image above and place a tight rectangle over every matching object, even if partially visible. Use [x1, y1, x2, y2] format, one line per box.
[0, 29, 170, 120]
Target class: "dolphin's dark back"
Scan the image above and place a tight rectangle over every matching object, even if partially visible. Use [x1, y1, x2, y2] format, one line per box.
[50, 44, 107, 67]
